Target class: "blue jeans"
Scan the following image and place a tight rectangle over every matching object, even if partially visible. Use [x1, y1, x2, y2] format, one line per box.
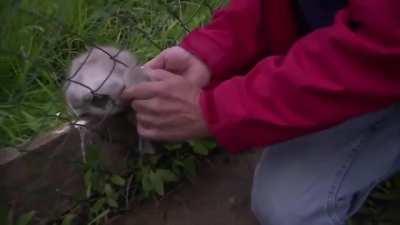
[251, 104, 400, 225]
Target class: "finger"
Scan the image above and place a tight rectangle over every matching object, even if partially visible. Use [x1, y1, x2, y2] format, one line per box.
[137, 125, 185, 141]
[131, 99, 160, 114]
[135, 113, 160, 128]
[137, 125, 172, 141]
[121, 81, 162, 100]
[136, 116, 184, 141]
[146, 69, 178, 81]
[137, 123, 159, 140]
[144, 54, 166, 70]
[141, 68, 164, 82]
[136, 111, 181, 129]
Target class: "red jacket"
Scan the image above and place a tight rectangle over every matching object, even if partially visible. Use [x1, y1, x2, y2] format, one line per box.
[180, 0, 400, 153]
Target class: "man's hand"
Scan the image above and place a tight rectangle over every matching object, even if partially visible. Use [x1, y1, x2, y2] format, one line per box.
[121, 69, 210, 141]
[145, 46, 211, 88]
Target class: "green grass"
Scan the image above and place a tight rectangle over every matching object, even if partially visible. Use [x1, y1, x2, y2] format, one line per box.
[0, 0, 224, 148]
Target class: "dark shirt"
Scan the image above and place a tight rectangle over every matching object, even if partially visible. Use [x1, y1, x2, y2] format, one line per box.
[297, 0, 348, 31]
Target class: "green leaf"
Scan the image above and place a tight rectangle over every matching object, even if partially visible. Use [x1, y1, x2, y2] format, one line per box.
[104, 183, 115, 197]
[150, 171, 164, 196]
[189, 139, 216, 156]
[110, 175, 125, 186]
[16, 211, 35, 225]
[183, 157, 197, 177]
[193, 144, 209, 155]
[107, 198, 119, 208]
[157, 169, 178, 182]
[61, 214, 75, 225]
[203, 140, 217, 149]
[141, 174, 152, 195]
[91, 198, 106, 214]
[86, 145, 101, 165]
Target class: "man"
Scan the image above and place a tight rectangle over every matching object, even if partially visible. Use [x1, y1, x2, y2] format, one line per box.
[121, 0, 400, 224]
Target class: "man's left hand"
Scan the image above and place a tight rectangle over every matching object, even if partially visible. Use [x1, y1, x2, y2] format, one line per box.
[121, 69, 210, 141]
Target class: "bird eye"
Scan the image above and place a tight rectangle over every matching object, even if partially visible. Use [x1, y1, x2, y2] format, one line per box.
[91, 94, 111, 109]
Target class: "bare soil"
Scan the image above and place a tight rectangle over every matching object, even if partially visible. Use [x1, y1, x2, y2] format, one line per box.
[109, 152, 261, 225]
[1, 115, 261, 225]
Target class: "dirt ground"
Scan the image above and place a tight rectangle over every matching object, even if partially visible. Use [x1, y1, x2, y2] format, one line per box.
[109, 152, 261, 225]
[1, 115, 262, 225]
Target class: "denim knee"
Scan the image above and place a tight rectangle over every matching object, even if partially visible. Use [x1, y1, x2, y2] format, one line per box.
[251, 150, 338, 225]
[250, 104, 400, 225]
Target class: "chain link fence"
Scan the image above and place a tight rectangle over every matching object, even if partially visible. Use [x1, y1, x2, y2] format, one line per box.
[0, 0, 224, 148]
[0, 1, 224, 224]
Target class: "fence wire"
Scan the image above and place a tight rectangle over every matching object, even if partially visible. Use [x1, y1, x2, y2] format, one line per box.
[1, 0, 220, 147]
[0, 1, 222, 224]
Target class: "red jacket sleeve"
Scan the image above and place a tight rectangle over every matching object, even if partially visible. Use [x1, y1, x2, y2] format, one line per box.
[180, 0, 297, 84]
[199, 0, 400, 153]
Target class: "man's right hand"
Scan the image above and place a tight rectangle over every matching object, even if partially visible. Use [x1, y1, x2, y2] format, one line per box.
[144, 46, 211, 88]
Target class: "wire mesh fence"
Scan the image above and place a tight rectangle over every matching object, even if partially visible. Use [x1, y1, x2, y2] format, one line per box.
[0, 0, 225, 149]
[0, 1, 224, 224]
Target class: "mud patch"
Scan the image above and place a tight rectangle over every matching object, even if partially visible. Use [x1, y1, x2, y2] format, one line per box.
[110, 152, 260, 225]
[0, 114, 261, 225]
